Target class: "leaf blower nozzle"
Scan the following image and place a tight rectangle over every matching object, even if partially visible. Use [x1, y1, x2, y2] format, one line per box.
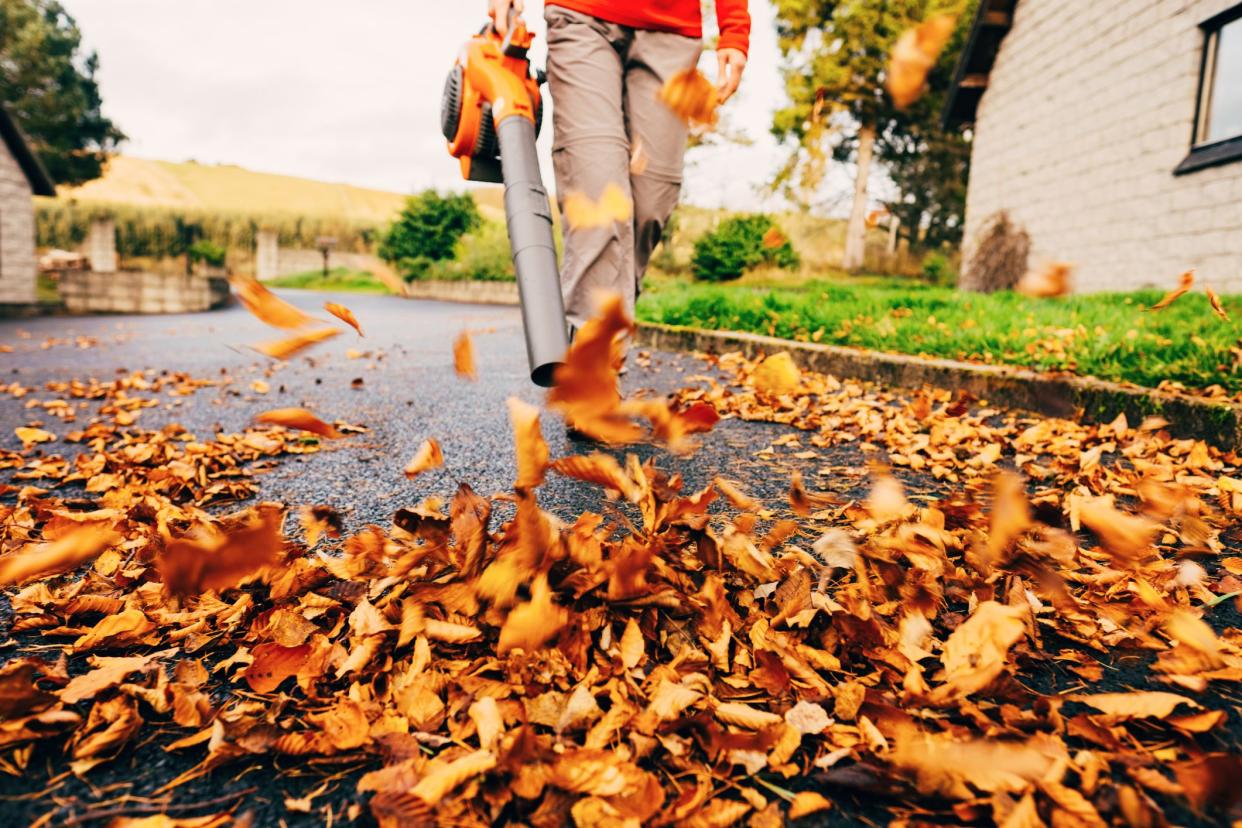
[440, 14, 568, 387]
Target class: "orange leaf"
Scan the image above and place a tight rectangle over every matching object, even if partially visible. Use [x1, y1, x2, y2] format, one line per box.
[497, 574, 566, 654]
[1206, 287, 1230, 322]
[551, 453, 640, 501]
[751, 352, 800, 396]
[507, 398, 547, 490]
[1068, 691, 1200, 719]
[886, 14, 958, 109]
[715, 477, 759, 511]
[548, 293, 641, 444]
[234, 278, 316, 329]
[255, 326, 340, 360]
[1147, 269, 1194, 311]
[930, 601, 1026, 702]
[158, 505, 285, 596]
[1077, 496, 1158, 564]
[244, 642, 312, 693]
[453, 331, 477, 380]
[1016, 262, 1074, 298]
[324, 302, 364, 336]
[404, 439, 444, 480]
[563, 183, 633, 230]
[658, 68, 719, 128]
[761, 227, 785, 249]
[60, 654, 159, 705]
[14, 426, 55, 447]
[256, 407, 344, 438]
[0, 523, 118, 587]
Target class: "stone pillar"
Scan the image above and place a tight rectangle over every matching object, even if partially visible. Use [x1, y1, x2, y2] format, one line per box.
[87, 219, 117, 273]
[256, 229, 279, 281]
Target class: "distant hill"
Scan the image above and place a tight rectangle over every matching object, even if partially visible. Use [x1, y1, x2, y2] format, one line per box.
[57, 156, 505, 224]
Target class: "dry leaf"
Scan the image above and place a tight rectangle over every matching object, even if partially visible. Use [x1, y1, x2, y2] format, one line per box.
[658, 68, 718, 128]
[497, 575, 567, 654]
[404, 439, 445, 480]
[1016, 262, 1073, 298]
[234, 278, 316, 329]
[1206, 287, 1230, 322]
[324, 301, 364, 336]
[453, 331, 477, 380]
[887, 14, 957, 108]
[563, 183, 632, 230]
[751, 352, 800, 396]
[548, 293, 640, 444]
[255, 326, 340, 360]
[0, 523, 118, 587]
[1069, 691, 1200, 719]
[788, 791, 832, 819]
[256, 407, 344, 439]
[15, 426, 55, 446]
[508, 397, 547, 489]
[412, 749, 496, 805]
[158, 505, 284, 596]
[931, 601, 1026, 702]
[1147, 269, 1194, 311]
[619, 618, 644, 669]
[761, 227, 785, 249]
[551, 453, 640, 501]
[60, 654, 159, 705]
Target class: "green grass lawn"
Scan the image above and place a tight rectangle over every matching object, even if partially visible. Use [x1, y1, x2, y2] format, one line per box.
[635, 278, 1242, 394]
[264, 268, 392, 295]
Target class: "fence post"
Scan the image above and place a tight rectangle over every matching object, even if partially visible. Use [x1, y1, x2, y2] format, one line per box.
[87, 219, 117, 273]
[256, 230, 279, 281]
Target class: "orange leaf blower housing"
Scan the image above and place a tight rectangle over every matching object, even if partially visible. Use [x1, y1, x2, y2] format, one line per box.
[440, 15, 567, 387]
[441, 18, 543, 183]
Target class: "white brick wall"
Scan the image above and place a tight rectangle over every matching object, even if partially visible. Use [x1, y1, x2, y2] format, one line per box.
[0, 140, 37, 304]
[963, 0, 1242, 293]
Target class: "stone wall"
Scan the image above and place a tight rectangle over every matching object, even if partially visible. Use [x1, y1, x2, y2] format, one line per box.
[0, 139, 36, 304]
[59, 270, 230, 314]
[253, 230, 391, 281]
[963, 0, 1242, 293]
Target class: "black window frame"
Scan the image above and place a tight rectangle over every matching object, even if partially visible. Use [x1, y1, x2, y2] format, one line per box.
[1175, 2, 1242, 175]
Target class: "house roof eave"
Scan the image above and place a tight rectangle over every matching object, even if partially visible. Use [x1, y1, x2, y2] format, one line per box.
[941, 0, 1018, 130]
[0, 104, 56, 197]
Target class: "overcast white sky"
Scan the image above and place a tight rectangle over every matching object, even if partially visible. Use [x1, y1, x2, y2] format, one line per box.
[61, 0, 866, 213]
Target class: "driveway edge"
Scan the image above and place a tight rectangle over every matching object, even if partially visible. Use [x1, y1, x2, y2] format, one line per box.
[633, 321, 1242, 452]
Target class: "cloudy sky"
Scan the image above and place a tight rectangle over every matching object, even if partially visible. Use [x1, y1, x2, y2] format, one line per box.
[61, 0, 861, 212]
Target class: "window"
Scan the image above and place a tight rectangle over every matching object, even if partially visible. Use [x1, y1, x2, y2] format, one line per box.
[1176, 4, 1242, 174]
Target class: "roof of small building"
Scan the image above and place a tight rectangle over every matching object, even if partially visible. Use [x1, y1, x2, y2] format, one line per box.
[942, 0, 1018, 129]
[0, 104, 56, 197]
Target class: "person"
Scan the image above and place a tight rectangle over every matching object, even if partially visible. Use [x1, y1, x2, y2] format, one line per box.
[488, 0, 750, 331]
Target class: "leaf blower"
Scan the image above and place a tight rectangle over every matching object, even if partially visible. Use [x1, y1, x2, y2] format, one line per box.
[440, 12, 568, 387]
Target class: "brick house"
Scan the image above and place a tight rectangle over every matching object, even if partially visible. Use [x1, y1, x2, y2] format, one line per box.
[945, 0, 1242, 292]
[0, 105, 55, 305]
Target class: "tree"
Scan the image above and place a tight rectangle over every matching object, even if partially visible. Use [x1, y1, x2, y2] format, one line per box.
[378, 191, 481, 281]
[771, 1, 973, 269]
[0, 0, 125, 186]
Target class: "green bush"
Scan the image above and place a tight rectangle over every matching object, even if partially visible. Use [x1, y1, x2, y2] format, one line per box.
[379, 191, 481, 281]
[422, 220, 515, 282]
[188, 239, 227, 267]
[920, 251, 957, 286]
[691, 214, 799, 282]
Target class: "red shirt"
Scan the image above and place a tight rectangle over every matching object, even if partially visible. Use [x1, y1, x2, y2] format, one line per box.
[546, 0, 751, 56]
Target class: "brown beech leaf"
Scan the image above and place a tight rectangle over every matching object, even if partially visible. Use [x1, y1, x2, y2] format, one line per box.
[658, 67, 718, 128]
[892, 727, 1066, 800]
[158, 504, 285, 596]
[453, 331, 477, 380]
[1147, 269, 1194, 311]
[931, 601, 1026, 702]
[761, 227, 786, 250]
[551, 453, 640, 501]
[244, 642, 312, 693]
[255, 325, 340, 360]
[497, 574, 567, 655]
[1077, 496, 1158, 564]
[789, 791, 832, 819]
[256, 407, 344, 438]
[324, 301, 363, 336]
[715, 477, 759, 511]
[404, 439, 444, 480]
[1016, 262, 1073, 298]
[563, 183, 633, 230]
[412, 749, 496, 805]
[548, 293, 640, 444]
[60, 653, 160, 705]
[887, 13, 958, 108]
[1206, 287, 1230, 322]
[507, 398, 547, 489]
[300, 505, 342, 546]
[619, 618, 644, 669]
[751, 352, 800, 396]
[1069, 691, 1201, 719]
[15, 426, 56, 447]
[0, 523, 118, 587]
[234, 278, 316, 329]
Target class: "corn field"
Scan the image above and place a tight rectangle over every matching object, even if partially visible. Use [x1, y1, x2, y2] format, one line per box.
[35, 200, 381, 258]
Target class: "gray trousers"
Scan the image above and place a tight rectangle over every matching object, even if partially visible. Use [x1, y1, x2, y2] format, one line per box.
[544, 6, 702, 327]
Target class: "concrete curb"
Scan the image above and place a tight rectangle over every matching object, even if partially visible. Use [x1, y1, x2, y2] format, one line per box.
[401, 280, 519, 306]
[633, 321, 1242, 452]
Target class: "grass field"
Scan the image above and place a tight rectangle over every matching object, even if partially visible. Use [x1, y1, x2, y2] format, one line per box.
[636, 278, 1242, 394]
[264, 268, 393, 294]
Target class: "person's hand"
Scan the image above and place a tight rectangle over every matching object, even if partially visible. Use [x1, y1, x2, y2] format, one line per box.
[717, 47, 747, 104]
[489, 0, 525, 38]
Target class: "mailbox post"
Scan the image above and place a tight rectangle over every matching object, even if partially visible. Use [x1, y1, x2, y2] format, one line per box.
[316, 236, 338, 279]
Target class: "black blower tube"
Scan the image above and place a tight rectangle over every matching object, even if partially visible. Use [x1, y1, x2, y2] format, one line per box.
[496, 116, 569, 387]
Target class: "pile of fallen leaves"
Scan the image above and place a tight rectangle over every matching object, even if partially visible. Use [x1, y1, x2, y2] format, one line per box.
[2, 295, 1242, 828]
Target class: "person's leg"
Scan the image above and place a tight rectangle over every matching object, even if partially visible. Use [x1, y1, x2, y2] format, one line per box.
[544, 7, 633, 329]
[623, 30, 702, 298]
